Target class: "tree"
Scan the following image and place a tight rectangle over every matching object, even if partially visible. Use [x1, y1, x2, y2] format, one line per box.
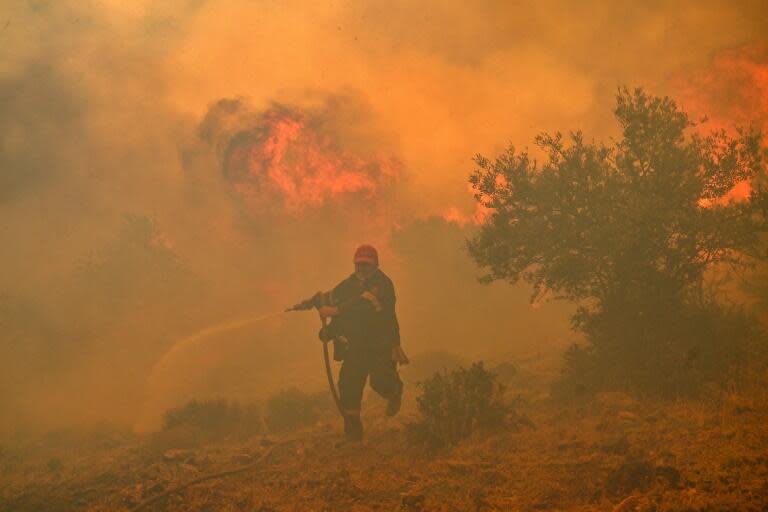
[468, 88, 768, 396]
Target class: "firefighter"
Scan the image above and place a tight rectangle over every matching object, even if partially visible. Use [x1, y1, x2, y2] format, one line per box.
[318, 244, 409, 442]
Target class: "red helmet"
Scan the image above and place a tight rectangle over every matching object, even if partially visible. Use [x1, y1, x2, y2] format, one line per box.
[353, 244, 379, 265]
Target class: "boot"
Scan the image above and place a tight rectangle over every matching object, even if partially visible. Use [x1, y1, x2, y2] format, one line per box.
[343, 414, 363, 442]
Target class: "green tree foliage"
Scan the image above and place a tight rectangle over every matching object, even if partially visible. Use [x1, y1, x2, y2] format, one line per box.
[468, 88, 768, 396]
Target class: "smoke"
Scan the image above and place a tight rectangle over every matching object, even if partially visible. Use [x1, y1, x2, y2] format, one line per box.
[2, 0, 767, 435]
[674, 44, 768, 131]
[196, 95, 403, 236]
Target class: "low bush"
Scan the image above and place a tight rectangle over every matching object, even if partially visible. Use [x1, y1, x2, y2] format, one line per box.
[410, 362, 508, 449]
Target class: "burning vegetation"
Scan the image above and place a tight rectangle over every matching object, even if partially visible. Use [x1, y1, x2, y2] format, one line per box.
[200, 97, 402, 217]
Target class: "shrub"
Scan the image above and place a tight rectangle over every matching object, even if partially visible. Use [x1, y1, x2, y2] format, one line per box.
[411, 362, 508, 449]
[554, 297, 765, 399]
[467, 88, 768, 398]
[264, 388, 331, 433]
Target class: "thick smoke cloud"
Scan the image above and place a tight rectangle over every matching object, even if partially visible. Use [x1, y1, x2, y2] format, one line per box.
[2, 0, 766, 434]
[199, 95, 401, 222]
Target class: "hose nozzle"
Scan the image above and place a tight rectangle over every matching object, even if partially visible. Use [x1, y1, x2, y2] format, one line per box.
[286, 291, 323, 312]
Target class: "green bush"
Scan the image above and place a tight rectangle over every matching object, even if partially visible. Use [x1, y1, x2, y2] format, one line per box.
[411, 362, 508, 449]
[162, 399, 262, 439]
[264, 388, 331, 433]
[554, 297, 765, 399]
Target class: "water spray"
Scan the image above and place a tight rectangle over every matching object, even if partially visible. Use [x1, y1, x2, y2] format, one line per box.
[142, 294, 343, 433]
[148, 310, 286, 378]
[129, 298, 343, 510]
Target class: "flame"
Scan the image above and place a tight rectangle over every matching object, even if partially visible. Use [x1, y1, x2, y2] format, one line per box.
[698, 180, 752, 208]
[222, 106, 401, 214]
[673, 44, 768, 206]
[445, 177, 503, 225]
[441, 203, 491, 226]
[441, 206, 465, 224]
[675, 44, 768, 132]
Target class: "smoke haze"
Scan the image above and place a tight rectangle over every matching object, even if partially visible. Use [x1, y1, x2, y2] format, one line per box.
[2, 0, 767, 435]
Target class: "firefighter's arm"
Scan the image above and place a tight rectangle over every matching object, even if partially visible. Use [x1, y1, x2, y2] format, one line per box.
[378, 279, 400, 344]
[317, 283, 388, 317]
[334, 289, 380, 315]
[317, 279, 348, 318]
[331, 276, 391, 317]
[382, 281, 408, 363]
[388, 312, 408, 364]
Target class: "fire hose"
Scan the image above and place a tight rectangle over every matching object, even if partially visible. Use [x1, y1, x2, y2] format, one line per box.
[285, 292, 347, 420]
[130, 441, 284, 512]
[320, 317, 346, 419]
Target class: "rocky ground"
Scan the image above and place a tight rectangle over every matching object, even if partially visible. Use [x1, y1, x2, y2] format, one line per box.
[2, 367, 767, 511]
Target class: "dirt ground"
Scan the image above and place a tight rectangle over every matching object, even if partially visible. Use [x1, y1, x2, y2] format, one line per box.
[2, 368, 767, 512]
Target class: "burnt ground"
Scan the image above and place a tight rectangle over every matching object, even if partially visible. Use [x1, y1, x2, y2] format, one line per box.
[2, 373, 768, 511]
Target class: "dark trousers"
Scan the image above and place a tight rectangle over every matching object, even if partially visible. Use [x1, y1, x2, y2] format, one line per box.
[338, 344, 402, 414]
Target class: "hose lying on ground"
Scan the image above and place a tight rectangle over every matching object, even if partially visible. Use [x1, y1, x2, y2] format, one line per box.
[129, 440, 289, 512]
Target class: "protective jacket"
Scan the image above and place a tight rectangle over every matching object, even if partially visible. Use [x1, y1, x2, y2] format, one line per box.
[324, 268, 401, 350]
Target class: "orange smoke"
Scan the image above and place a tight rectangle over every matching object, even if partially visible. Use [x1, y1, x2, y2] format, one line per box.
[221, 104, 401, 214]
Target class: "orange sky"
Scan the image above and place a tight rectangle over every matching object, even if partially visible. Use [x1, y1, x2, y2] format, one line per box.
[3, 1, 766, 224]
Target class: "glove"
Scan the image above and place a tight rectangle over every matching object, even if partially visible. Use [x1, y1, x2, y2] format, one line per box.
[392, 345, 410, 365]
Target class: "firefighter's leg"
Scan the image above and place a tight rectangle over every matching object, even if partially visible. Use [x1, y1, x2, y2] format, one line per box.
[338, 354, 368, 440]
[369, 348, 403, 417]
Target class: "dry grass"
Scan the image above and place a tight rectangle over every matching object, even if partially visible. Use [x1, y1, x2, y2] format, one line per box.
[3, 365, 767, 511]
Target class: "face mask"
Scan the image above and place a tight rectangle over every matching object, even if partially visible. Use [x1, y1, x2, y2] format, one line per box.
[355, 263, 375, 281]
